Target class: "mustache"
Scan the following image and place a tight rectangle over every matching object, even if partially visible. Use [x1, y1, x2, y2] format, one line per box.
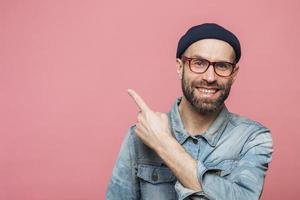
[192, 80, 225, 90]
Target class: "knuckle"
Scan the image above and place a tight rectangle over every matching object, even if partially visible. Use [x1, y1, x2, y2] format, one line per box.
[135, 124, 141, 131]
[137, 113, 143, 121]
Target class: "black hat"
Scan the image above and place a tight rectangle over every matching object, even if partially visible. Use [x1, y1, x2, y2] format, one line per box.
[176, 23, 241, 63]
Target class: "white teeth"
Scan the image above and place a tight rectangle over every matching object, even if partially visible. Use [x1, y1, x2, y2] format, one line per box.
[198, 88, 217, 94]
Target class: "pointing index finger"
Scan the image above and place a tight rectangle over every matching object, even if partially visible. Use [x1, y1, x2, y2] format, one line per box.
[127, 89, 151, 112]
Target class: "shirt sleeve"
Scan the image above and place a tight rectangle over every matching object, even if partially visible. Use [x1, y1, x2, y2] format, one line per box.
[106, 126, 140, 200]
[175, 127, 273, 200]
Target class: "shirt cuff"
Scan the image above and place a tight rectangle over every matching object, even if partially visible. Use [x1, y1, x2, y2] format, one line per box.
[175, 181, 200, 200]
[196, 160, 209, 185]
[174, 161, 210, 200]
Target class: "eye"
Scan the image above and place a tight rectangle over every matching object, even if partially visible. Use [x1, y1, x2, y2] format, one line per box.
[215, 62, 232, 71]
[192, 59, 207, 67]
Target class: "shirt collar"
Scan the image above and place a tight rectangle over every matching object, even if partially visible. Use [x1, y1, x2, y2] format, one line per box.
[168, 97, 230, 147]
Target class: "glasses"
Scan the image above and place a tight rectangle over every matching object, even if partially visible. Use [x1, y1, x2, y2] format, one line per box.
[181, 56, 236, 77]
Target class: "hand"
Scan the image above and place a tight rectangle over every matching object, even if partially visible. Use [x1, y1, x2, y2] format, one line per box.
[127, 89, 172, 150]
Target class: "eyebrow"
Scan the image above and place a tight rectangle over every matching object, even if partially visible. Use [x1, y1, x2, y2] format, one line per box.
[190, 54, 233, 63]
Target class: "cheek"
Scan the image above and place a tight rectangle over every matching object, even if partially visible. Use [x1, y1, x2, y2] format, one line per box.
[222, 78, 234, 90]
[184, 73, 202, 87]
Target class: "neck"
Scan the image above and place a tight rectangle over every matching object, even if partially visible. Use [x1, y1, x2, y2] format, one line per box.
[178, 97, 223, 136]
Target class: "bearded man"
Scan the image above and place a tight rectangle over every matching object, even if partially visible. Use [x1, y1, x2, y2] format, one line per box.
[106, 23, 273, 200]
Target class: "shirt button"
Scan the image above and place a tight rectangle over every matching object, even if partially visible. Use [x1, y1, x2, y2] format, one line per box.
[152, 170, 159, 182]
[193, 139, 198, 144]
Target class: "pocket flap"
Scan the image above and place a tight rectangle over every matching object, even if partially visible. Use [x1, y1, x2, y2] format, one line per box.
[137, 164, 176, 184]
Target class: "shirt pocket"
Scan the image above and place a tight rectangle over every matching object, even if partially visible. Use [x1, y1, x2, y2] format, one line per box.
[137, 164, 176, 183]
[137, 164, 177, 200]
[206, 159, 238, 177]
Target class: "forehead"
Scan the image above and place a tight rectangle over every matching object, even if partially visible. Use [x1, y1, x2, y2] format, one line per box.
[183, 39, 235, 62]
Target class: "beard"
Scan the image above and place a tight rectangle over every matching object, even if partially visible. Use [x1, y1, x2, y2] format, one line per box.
[181, 69, 233, 115]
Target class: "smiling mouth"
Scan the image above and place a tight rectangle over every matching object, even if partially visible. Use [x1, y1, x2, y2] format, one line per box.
[196, 87, 220, 95]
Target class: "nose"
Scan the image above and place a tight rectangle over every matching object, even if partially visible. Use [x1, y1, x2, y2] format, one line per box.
[202, 64, 217, 83]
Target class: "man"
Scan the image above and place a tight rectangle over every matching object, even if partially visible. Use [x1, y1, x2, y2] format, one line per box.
[106, 23, 273, 200]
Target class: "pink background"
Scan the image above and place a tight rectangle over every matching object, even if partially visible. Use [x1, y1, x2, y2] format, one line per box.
[1, 0, 299, 199]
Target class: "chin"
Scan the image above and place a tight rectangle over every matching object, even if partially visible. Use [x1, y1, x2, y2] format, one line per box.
[192, 101, 221, 115]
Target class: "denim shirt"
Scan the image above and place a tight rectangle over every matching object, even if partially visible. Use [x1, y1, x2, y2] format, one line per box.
[106, 98, 273, 200]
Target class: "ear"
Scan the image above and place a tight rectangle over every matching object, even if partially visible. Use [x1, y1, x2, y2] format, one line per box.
[231, 65, 239, 83]
[176, 58, 183, 80]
